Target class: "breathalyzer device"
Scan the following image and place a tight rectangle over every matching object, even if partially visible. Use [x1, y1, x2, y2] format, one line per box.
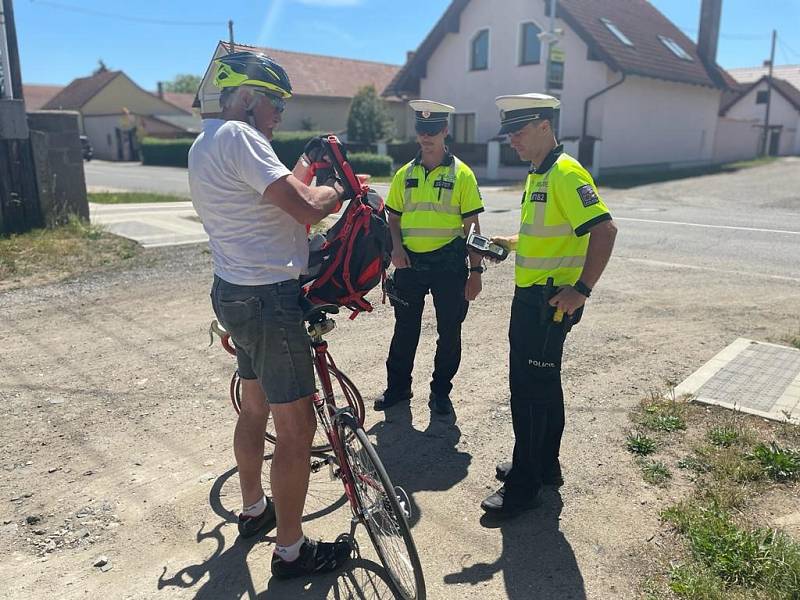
[466, 223, 509, 261]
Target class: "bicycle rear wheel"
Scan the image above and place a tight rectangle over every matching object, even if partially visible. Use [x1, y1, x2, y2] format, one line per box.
[337, 417, 425, 600]
[230, 364, 364, 452]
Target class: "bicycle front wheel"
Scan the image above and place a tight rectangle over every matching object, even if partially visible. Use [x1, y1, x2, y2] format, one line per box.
[338, 418, 425, 600]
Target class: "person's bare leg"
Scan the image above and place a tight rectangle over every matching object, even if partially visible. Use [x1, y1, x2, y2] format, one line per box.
[269, 395, 317, 546]
[235, 378, 269, 507]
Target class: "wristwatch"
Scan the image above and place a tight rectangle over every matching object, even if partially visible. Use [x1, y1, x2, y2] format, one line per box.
[469, 266, 485, 274]
[573, 280, 592, 297]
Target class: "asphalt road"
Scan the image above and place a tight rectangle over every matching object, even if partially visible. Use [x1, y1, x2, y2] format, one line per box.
[86, 157, 800, 282]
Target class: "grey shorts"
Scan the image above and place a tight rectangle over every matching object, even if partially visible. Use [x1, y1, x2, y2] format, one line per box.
[210, 275, 316, 404]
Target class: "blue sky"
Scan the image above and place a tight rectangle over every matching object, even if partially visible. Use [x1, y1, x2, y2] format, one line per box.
[16, 0, 800, 88]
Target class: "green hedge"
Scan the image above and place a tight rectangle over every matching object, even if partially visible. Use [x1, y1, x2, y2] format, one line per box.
[271, 131, 324, 167]
[347, 153, 392, 176]
[140, 137, 194, 167]
[139, 132, 391, 177]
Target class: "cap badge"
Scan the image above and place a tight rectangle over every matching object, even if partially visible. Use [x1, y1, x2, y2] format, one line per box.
[422, 111, 431, 119]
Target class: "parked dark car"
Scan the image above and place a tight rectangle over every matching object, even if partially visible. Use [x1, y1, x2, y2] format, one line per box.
[80, 135, 93, 161]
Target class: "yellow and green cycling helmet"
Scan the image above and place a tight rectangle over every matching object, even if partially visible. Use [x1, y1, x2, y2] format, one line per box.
[213, 51, 293, 98]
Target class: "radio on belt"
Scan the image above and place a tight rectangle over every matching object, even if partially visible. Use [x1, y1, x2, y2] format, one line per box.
[466, 223, 509, 261]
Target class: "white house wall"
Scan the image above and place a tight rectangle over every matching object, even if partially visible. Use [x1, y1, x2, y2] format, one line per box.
[725, 83, 799, 156]
[418, 0, 609, 142]
[599, 76, 720, 170]
[713, 117, 761, 163]
[83, 115, 129, 161]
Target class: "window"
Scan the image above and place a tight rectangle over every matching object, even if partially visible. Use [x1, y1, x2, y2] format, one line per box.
[756, 90, 769, 104]
[600, 18, 634, 47]
[451, 113, 476, 143]
[520, 22, 542, 65]
[659, 36, 693, 61]
[470, 29, 489, 71]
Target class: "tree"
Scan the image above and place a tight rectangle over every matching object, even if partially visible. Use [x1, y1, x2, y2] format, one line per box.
[163, 74, 203, 94]
[347, 85, 393, 143]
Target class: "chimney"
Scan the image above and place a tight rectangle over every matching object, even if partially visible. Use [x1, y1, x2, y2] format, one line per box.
[406, 51, 415, 64]
[697, 0, 722, 65]
[157, 82, 164, 99]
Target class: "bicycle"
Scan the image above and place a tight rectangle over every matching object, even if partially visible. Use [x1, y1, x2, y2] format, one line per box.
[210, 302, 426, 600]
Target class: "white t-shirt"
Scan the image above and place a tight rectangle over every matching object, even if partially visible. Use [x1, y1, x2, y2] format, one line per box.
[188, 119, 308, 285]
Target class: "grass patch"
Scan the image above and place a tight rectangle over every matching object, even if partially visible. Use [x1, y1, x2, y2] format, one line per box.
[663, 499, 800, 596]
[626, 432, 657, 456]
[641, 459, 672, 486]
[0, 215, 140, 289]
[636, 391, 688, 433]
[88, 192, 188, 204]
[708, 425, 740, 447]
[749, 442, 800, 482]
[678, 455, 711, 474]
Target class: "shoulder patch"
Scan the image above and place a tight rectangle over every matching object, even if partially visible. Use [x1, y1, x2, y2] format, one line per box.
[405, 179, 419, 189]
[577, 184, 599, 207]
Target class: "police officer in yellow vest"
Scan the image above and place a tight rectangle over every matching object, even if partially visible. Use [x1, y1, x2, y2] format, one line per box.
[481, 94, 617, 517]
[375, 100, 485, 416]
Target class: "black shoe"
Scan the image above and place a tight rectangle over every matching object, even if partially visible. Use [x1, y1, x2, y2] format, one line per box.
[495, 461, 564, 487]
[237, 498, 276, 538]
[373, 389, 412, 411]
[271, 537, 353, 579]
[428, 391, 453, 415]
[481, 486, 542, 517]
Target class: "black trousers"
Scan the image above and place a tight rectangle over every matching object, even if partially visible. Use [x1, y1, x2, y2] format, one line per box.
[386, 266, 468, 397]
[504, 285, 582, 499]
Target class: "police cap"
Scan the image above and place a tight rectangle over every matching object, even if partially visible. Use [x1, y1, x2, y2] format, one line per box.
[410, 99, 455, 135]
[495, 93, 560, 135]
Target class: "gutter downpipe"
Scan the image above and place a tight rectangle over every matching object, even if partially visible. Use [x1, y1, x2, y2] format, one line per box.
[581, 72, 626, 169]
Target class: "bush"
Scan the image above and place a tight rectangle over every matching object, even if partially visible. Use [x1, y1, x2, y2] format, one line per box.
[271, 131, 323, 167]
[347, 85, 392, 143]
[140, 137, 195, 167]
[347, 153, 392, 176]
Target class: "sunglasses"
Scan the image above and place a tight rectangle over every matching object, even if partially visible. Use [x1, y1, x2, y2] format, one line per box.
[253, 90, 286, 113]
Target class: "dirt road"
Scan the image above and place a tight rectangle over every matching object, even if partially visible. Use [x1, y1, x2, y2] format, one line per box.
[2, 160, 799, 599]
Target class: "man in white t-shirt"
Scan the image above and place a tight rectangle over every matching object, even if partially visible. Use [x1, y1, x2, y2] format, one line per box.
[189, 51, 351, 579]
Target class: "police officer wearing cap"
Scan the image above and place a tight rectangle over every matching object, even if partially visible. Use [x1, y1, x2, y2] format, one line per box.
[481, 93, 617, 517]
[376, 100, 485, 416]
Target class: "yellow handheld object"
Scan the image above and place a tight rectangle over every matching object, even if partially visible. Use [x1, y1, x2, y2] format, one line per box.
[553, 308, 564, 323]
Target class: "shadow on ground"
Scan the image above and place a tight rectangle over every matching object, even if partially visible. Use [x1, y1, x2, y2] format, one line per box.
[157, 457, 399, 599]
[445, 493, 586, 599]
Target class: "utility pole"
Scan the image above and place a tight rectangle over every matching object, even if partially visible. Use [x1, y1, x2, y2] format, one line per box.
[760, 29, 777, 156]
[1, 0, 23, 98]
[228, 20, 235, 53]
[543, 0, 557, 96]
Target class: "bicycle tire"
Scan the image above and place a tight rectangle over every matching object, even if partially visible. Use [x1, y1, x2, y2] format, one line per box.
[337, 417, 425, 600]
[230, 365, 365, 453]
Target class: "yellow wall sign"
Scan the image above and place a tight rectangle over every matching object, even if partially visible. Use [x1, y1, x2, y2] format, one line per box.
[550, 46, 566, 63]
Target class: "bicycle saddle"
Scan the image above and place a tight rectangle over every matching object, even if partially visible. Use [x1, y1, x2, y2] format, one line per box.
[299, 295, 339, 323]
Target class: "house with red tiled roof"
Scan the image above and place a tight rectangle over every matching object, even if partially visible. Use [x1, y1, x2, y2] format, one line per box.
[385, 0, 735, 174]
[195, 42, 409, 139]
[42, 68, 200, 161]
[22, 84, 64, 111]
[718, 71, 800, 158]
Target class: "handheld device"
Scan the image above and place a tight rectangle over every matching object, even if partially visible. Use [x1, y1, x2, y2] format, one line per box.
[466, 223, 509, 262]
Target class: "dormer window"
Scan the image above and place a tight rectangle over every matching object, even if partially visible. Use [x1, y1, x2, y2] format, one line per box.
[471, 29, 489, 71]
[600, 18, 633, 47]
[659, 35, 693, 61]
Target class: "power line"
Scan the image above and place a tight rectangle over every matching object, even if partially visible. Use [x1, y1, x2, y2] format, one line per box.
[777, 37, 800, 60]
[29, 0, 221, 26]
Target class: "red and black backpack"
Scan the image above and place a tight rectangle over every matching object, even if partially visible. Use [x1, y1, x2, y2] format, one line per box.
[299, 136, 392, 318]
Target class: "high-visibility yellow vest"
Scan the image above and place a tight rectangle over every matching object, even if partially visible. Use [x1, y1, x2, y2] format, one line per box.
[516, 147, 611, 287]
[385, 153, 484, 253]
